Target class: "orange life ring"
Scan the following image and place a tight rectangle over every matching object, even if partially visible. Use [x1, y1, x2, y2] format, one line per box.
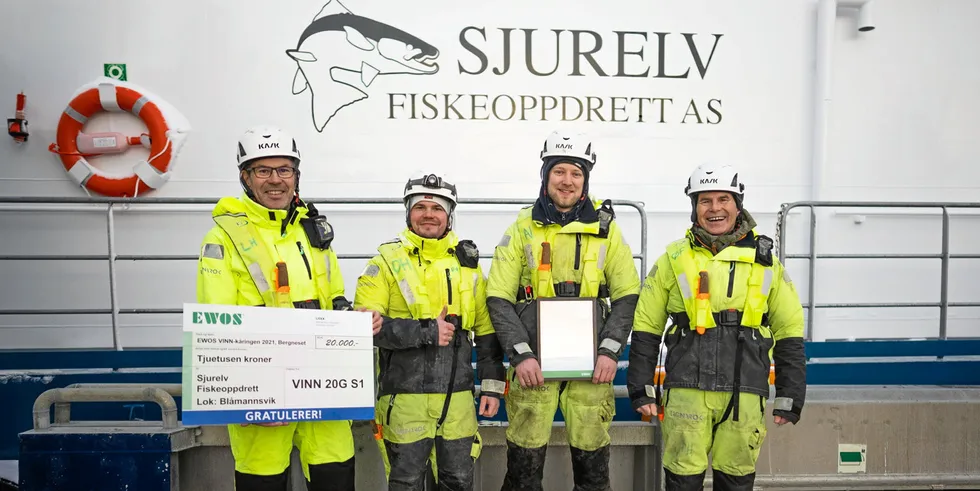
[50, 80, 178, 197]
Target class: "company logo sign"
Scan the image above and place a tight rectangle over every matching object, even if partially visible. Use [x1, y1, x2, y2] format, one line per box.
[287, 0, 440, 131]
[288, 1, 726, 128]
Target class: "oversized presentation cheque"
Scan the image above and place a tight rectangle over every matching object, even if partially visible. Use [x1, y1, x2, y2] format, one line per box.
[181, 303, 375, 425]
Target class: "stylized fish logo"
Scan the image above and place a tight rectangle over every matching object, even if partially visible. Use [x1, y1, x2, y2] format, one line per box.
[286, 0, 440, 131]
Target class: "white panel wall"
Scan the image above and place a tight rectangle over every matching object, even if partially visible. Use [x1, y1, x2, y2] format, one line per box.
[804, 0, 980, 341]
[0, 0, 978, 349]
[824, 0, 980, 203]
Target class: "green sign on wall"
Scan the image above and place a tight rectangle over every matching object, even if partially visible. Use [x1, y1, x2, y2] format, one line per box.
[104, 63, 127, 81]
[837, 443, 867, 474]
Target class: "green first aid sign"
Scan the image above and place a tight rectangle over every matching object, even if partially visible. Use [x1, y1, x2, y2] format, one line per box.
[104, 63, 127, 81]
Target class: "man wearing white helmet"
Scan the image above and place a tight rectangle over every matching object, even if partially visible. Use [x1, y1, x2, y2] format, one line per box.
[354, 173, 505, 491]
[626, 163, 807, 490]
[486, 131, 641, 491]
[196, 125, 380, 490]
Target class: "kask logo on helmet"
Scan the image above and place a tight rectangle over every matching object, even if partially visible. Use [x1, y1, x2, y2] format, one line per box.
[286, 0, 726, 129]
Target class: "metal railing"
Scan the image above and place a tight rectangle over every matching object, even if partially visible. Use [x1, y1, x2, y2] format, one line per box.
[0, 196, 648, 350]
[776, 201, 980, 340]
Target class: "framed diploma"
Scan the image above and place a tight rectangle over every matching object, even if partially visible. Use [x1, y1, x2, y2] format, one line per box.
[536, 297, 598, 381]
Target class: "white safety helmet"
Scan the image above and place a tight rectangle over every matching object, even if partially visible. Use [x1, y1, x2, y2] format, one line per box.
[403, 173, 459, 232]
[684, 162, 744, 197]
[539, 130, 597, 179]
[236, 125, 301, 169]
[684, 162, 745, 221]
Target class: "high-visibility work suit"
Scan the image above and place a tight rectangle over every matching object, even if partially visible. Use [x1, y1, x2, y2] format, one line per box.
[196, 194, 356, 490]
[354, 229, 506, 491]
[627, 226, 807, 491]
[486, 199, 640, 491]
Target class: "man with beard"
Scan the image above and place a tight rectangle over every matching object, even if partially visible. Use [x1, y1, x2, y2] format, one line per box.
[354, 173, 506, 491]
[485, 130, 641, 491]
[196, 125, 381, 491]
[626, 162, 807, 491]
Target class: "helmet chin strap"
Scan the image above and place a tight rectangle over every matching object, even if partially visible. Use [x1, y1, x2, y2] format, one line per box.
[239, 168, 257, 202]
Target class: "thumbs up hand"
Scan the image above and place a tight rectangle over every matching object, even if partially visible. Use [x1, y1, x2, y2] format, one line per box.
[435, 306, 455, 347]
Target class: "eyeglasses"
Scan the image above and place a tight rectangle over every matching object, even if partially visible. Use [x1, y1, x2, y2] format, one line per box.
[249, 166, 296, 179]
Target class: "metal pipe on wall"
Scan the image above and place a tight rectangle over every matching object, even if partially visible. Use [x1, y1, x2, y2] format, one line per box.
[810, 1, 874, 339]
[812, 0, 836, 203]
[812, 0, 875, 202]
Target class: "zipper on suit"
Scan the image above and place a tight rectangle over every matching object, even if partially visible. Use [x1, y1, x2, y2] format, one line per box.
[574, 234, 582, 270]
[296, 241, 312, 280]
[386, 394, 396, 424]
[445, 268, 453, 305]
[727, 261, 735, 298]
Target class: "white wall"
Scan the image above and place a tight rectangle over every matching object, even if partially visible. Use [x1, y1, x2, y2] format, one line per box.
[796, 0, 980, 341]
[0, 0, 978, 349]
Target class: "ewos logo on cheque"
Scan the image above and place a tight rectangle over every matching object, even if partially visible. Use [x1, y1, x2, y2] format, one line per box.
[192, 311, 243, 326]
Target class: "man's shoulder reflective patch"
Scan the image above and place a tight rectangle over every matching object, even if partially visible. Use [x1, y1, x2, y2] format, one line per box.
[783, 269, 793, 284]
[362, 263, 380, 278]
[497, 234, 511, 248]
[202, 243, 224, 260]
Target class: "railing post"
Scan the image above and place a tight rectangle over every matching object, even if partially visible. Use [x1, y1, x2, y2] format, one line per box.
[617, 201, 649, 278]
[777, 203, 787, 261]
[806, 206, 817, 341]
[106, 203, 122, 351]
[940, 206, 950, 341]
[637, 204, 648, 278]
